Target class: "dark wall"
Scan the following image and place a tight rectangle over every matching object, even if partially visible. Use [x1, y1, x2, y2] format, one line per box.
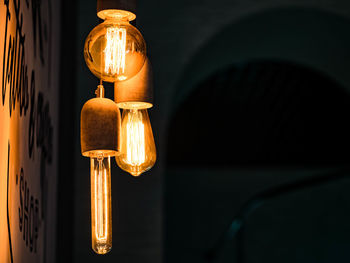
[163, 7, 350, 263]
[165, 168, 350, 263]
[57, 0, 78, 262]
[165, 61, 350, 263]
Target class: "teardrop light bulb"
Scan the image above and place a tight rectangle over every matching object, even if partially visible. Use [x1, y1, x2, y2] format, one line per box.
[116, 109, 156, 176]
[90, 154, 112, 254]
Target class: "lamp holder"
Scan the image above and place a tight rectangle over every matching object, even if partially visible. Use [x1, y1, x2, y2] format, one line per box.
[81, 85, 121, 157]
[97, 0, 136, 20]
[114, 58, 153, 109]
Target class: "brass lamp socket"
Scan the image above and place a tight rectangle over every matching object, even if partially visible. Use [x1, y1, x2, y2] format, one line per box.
[81, 97, 121, 157]
[114, 58, 153, 109]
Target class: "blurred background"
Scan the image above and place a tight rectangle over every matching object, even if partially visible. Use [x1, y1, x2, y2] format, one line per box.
[58, 0, 350, 263]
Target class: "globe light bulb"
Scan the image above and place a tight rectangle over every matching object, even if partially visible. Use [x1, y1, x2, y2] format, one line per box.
[90, 154, 112, 254]
[84, 10, 146, 82]
[116, 108, 156, 176]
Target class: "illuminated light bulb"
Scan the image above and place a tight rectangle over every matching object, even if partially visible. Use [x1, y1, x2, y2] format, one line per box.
[90, 154, 112, 254]
[81, 85, 120, 255]
[84, 10, 146, 82]
[116, 108, 156, 176]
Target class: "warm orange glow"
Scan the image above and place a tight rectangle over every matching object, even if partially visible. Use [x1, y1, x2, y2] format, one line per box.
[90, 155, 112, 254]
[126, 112, 146, 166]
[104, 27, 126, 78]
[116, 109, 156, 176]
[84, 14, 146, 82]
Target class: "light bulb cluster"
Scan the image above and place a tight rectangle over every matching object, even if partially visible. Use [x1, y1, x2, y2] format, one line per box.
[81, 5, 156, 255]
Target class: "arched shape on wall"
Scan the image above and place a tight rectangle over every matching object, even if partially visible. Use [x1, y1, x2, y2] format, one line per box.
[164, 9, 350, 263]
[166, 60, 350, 166]
[171, 7, 350, 115]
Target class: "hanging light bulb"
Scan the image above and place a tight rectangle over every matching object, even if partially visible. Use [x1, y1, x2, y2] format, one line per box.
[116, 108, 156, 176]
[114, 59, 157, 176]
[81, 85, 121, 254]
[84, 9, 146, 82]
[90, 154, 112, 254]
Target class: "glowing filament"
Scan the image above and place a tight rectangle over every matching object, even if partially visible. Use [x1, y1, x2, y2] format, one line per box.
[104, 27, 126, 75]
[91, 156, 111, 254]
[95, 158, 108, 241]
[116, 109, 157, 176]
[126, 110, 146, 166]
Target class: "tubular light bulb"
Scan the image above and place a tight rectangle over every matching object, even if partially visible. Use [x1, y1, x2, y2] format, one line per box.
[84, 11, 146, 82]
[116, 109, 156, 176]
[90, 154, 112, 254]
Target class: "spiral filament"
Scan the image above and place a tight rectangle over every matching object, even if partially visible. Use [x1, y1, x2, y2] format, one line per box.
[90, 155, 112, 254]
[116, 109, 156, 176]
[126, 109, 146, 166]
[104, 27, 126, 76]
